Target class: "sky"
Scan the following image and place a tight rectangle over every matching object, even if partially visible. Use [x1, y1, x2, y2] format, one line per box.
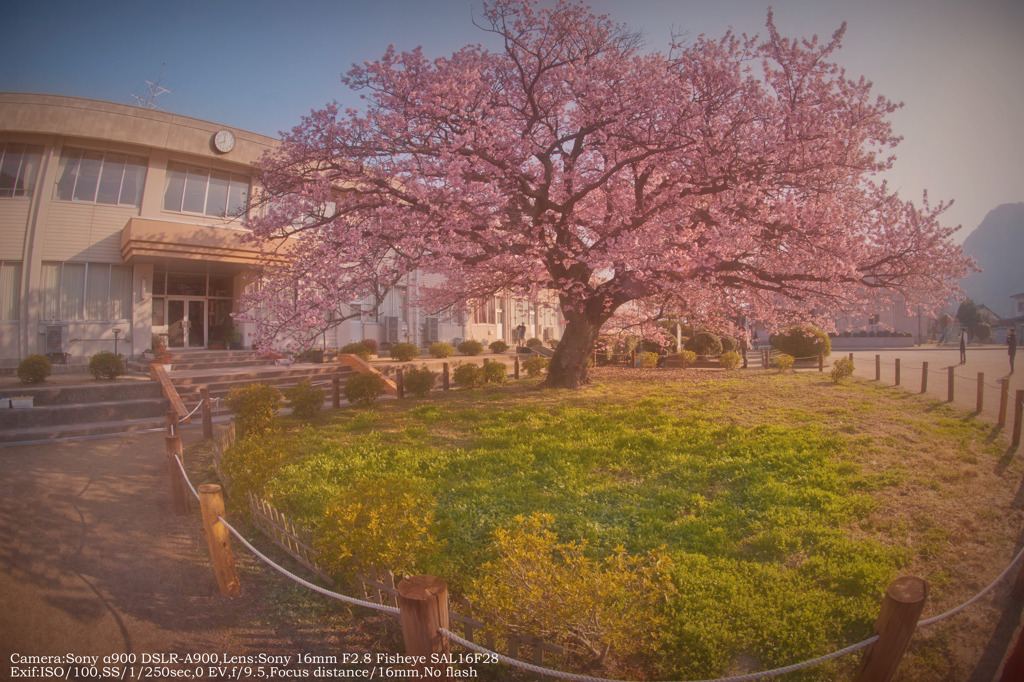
[4, 0, 1022, 242]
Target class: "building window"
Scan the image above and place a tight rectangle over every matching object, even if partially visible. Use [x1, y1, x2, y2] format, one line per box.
[0, 144, 43, 198]
[54, 148, 147, 207]
[40, 262, 132, 321]
[473, 297, 496, 325]
[163, 162, 249, 217]
[0, 261, 22, 320]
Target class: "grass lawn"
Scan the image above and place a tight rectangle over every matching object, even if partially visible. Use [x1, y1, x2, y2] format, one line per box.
[211, 367, 1023, 681]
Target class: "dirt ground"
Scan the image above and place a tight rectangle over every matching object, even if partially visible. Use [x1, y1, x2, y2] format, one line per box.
[0, 428, 403, 678]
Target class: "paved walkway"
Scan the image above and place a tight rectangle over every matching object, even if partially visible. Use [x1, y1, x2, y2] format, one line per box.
[0, 428, 351, 666]
[839, 346, 1022, 429]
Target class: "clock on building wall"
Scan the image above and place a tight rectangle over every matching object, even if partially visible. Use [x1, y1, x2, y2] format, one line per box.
[212, 129, 235, 153]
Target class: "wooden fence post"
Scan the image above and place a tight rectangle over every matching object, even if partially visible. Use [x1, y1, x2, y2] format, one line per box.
[1013, 390, 1024, 449]
[999, 378, 1010, 427]
[819, 352, 824, 372]
[1012, 548, 1024, 601]
[397, 575, 450, 680]
[200, 387, 213, 440]
[849, 352, 855, 364]
[976, 373, 984, 413]
[164, 434, 189, 515]
[332, 375, 340, 409]
[631, 348, 637, 367]
[853, 576, 928, 682]
[166, 410, 178, 436]
[894, 359, 901, 386]
[875, 355, 881, 381]
[442, 363, 450, 391]
[514, 355, 520, 379]
[198, 484, 241, 598]
[947, 366, 955, 403]
[920, 362, 928, 394]
[396, 367, 405, 399]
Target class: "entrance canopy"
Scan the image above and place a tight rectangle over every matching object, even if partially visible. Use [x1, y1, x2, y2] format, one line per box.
[120, 218, 291, 266]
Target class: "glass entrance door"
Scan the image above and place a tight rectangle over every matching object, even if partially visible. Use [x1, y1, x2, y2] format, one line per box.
[167, 298, 207, 348]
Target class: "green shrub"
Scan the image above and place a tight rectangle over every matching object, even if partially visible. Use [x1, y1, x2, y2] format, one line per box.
[771, 325, 831, 360]
[771, 353, 795, 372]
[340, 342, 372, 361]
[525, 338, 544, 348]
[453, 363, 484, 388]
[677, 350, 697, 368]
[489, 339, 509, 354]
[719, 351, 742, 370]
[830, 357, 855, 384]
[360, 338, 378, 355]
[483, 361, 507, 384]
[344, 372, 388, 407]
[17, 354, 51, 384]
[546, 338, 559, 348]
[404, 367, 436, 397]
[720, 336, 738, 353]
[317, 475, 439, 577]
[522, 356, 549, 377]
[467, 514, 675, 666]
[458, 339, 485, 356]
[287, 380, 325, 419]
[225, 383, 282, 437]
[685, 331, 722, 356]
[389, 342, 420, 362]
[222, 432, 292, 495]
[88, 351, 124, 380]
[638, 351, 659, 368]
[429, 342, 456, 358]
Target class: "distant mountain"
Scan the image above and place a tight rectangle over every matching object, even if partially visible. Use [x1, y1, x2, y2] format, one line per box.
[959, 203, 1024, 318]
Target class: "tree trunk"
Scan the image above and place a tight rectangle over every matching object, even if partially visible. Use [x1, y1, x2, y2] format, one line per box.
[543, 314, 602, 389]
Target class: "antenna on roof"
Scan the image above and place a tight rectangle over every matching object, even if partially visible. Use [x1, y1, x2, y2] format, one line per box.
[130, 63, 172, 111]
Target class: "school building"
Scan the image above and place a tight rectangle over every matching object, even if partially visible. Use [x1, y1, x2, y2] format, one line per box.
[0, 93, 562, 371]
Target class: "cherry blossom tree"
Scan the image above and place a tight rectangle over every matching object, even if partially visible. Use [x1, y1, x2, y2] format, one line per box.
[242, 0, 972, 389]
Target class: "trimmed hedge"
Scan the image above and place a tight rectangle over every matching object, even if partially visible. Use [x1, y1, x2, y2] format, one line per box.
[771, 326, 831, 359]
[17, 354, 51, 384]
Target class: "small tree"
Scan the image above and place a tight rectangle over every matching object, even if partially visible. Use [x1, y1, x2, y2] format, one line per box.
[771, 326, 831, 360]
[685, 332, 723, 357]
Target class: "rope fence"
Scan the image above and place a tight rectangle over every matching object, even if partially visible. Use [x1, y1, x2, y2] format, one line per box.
[161, 405, 1024, 682]
[861, 352, 1023, 445]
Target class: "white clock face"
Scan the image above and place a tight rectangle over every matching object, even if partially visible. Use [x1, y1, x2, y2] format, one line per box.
[213, 130, 235, 153]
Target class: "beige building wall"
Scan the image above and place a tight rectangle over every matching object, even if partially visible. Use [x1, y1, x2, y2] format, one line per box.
[0, 92, 561, 370]
[0, 93, 278, 369]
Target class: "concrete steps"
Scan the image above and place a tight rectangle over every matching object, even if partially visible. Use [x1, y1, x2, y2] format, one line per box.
[163, 351, 355, 418]
[0, 380, 169, 444]
[172, 365, 354, 404]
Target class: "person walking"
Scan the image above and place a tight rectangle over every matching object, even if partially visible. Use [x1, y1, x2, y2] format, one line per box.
[1009, 328, 1018, 373]
[959, 327, 968, 364]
